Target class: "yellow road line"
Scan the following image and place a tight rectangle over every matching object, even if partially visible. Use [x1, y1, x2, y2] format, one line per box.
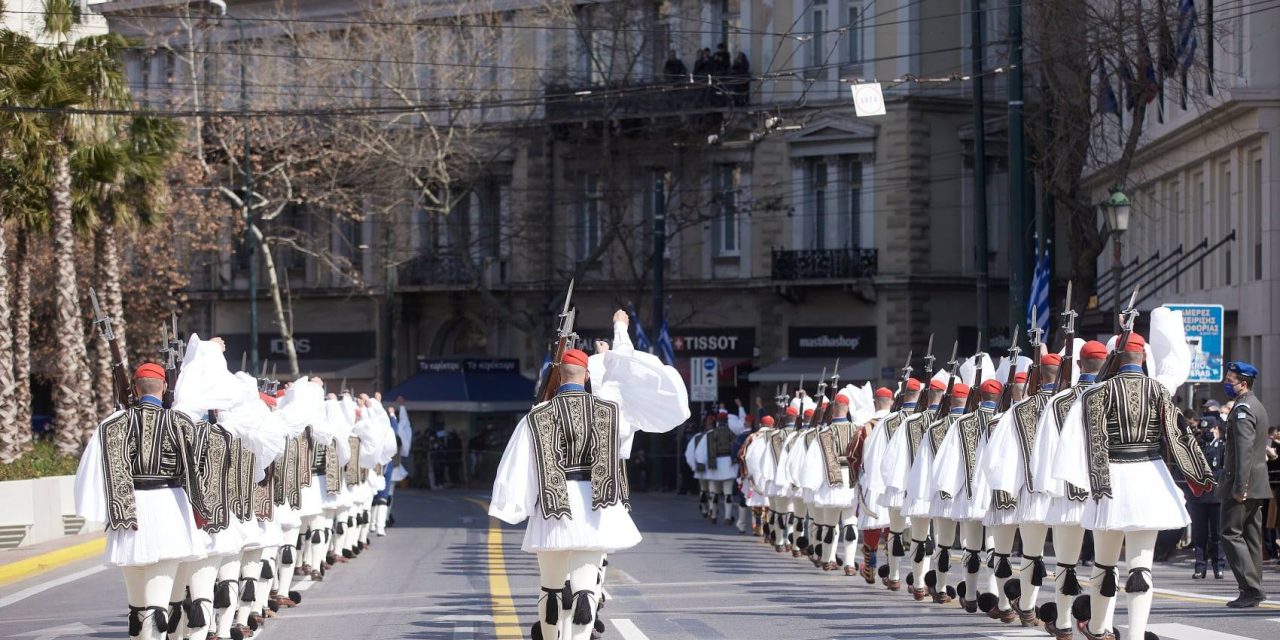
[464, 497, 524, 639]
[0, 536, 105, 587]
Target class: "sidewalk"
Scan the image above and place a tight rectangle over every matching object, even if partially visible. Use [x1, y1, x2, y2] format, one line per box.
[0, 531, 104, 587]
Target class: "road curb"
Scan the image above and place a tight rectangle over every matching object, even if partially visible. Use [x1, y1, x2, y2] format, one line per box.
[0, 536, 104, 587]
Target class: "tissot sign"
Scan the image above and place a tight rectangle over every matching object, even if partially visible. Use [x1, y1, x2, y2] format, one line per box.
[788, 327, 877, 358]
[670, 328, 755, 358]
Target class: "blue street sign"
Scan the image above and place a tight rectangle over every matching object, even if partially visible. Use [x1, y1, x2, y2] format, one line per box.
[1164, 304, 1224, 383]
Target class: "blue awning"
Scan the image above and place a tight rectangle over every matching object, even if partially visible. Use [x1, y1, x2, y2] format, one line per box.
[387, 359, 535, 413]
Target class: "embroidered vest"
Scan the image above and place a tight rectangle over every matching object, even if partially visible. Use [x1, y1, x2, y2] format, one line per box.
[527, 391, 625, 520]
[98, 404, 209, 531]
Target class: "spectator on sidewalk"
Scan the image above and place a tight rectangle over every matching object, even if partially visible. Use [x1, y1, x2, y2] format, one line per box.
[1187, 417, 1228, 578]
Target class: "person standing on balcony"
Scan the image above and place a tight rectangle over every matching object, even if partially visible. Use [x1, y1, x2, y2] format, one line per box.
[692, 48, 712, 79]
[730, 52, 750, 105]
[711, 42, 731, 76]
[662, 49, 687, 81]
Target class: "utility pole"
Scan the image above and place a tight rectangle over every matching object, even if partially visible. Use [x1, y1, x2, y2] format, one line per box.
[651, 171, 667, 489]
[972, 0, 989, 350]
[1008, 0, 1027, 349]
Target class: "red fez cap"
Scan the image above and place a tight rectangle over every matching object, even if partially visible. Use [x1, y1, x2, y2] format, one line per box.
[834, 391, 851, 405]
[803, 408, 815, 418]
[1014, 372, 1028, 384]
[745, 414, 755, 424]
[906, 378, 922, 392]
[1122, 333, 1146, 352]
[1081, 340, 1108, 359]
[134, 362, 166, 381]
[952, 383, 971, 398]
[761, 416, 775, 426]
[980, 379, 1003, 395]
[718, 408, 729, 416]
[874, 387, 893, 399]
[561, 348, 589, 368]
[259, 391, 278, 408]
[785, 406, 799, 416]
[1041, 353, 1062, 366]
[929, 379, 947, 391]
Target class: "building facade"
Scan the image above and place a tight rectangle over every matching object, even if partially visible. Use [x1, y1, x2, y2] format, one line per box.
[1085, 4, 1279, 405]
[97, 0, 1029, 432]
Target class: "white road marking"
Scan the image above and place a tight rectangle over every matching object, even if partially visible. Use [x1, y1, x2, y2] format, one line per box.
[293, 580, 314, 592]
[1155, 588, 1280, 606]
[6, 622, 96, 639]
[612, 618, 651, 640]
[452, 626, 476, 639]
[980, 629, 1046, 639]
[0, 566, 106, 610]
[1142, 623, 1260, 639]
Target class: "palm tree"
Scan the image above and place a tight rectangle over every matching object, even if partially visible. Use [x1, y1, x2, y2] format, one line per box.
[16, 1, 133, 454]
[76, 117, 182, 416]
[0, 27, 46, 462]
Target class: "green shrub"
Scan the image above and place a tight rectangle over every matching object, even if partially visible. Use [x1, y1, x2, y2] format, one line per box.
[0, 441, 80, 482]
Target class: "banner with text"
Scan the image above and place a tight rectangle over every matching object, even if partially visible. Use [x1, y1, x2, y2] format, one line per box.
[1164, 304, 1224, 383]
[788, 326, 877, 358]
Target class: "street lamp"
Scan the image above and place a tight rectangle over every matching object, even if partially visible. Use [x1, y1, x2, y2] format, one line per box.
[1100, 190, 1131, 333]
[194, 0, 256, 372]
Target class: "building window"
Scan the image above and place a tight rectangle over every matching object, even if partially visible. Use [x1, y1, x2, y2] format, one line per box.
[840, 157, 862, 248]
[811, 2, 827, 68]
[1221, 166, 1232, 285]
[712, 164, 739, 255]
[809, 158, 828, 249]
[578, 174, 603, 260]
[476, 180, 502, 260]
[1250, 155, 1262, 281]
[1195, 175, 1205, 290]
[845, 1, 862, 64]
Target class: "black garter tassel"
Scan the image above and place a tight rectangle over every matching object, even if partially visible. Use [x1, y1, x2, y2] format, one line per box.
[147, 606, 169, 634]
[842, 525, 857, 543]
[995, 554, 1013, 579]
[281, 545, 294, 565]
[311, 530, 323, 544]
[1097, 564, 1118, 598]
[214, 580, 233, 609]
[891, 532, 906, 557]
[965, 549, 981, 574]
[912, 541, 927, 563]
[825, 526, 837, 545]
[241, 578, 257, 603]
[1059, 564, 1081, 596]
[1125, 567, 1151, 594]
[260, 560, 274, 580]
[540, 587, 560, 625]
[188, 598, 209, 628]
[937, 546, 952, 573]
[572, 590, 595, 625]
[127, 606, 143, 637]
[1026, 555, 1047, 587]
[166, 602, 183, 634]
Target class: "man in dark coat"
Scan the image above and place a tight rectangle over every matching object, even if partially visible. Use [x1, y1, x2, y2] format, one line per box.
[1219, 361, 1272, 608]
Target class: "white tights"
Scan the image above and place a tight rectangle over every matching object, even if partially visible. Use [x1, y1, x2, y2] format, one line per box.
[121, 560, 179, 640]
[213, 555, 240, 638]
[1051, 524, 1091, 631]
[930, 517, 956, 592]
[887, 510, 910, 581]
[536, 551, 601, 640]
[960, 520, 995, 600]
[1088, 529, 1157, 638]
[1016, 522, 1049, 616]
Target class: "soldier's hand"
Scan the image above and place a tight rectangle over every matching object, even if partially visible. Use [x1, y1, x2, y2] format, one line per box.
[210, 337, 226, 351]
[374, 391, 383, 402]
[613, 309, 629, 325]
[1233, 492, 1247, 503]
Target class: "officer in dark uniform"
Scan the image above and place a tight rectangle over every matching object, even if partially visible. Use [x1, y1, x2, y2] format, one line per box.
[1219, 361, 1271, 608]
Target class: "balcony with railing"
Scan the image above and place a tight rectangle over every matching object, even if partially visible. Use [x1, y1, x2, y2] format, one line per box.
[544, 78, 750, 122]
[396, 253, 509, 289]
[771, 248, 878, 281]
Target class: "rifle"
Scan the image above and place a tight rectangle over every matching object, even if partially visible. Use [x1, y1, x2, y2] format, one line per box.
[773, 383, 789, 425]
[1026, 308, 1045, 396]
[534, 279, 578, 402]
[89, 289, 133, 409]
[821, 359, 841, 423]
[998, 325, 1022, 411]
[891, 350, 913, 412]
[936, 339, 961, 415]
[916, 335, 937, 414]
[1098, 285, 1141, 382]
[1054, 282, 1077, 391]
[964, 332, 984, 413]
[808, 368, 828, 429]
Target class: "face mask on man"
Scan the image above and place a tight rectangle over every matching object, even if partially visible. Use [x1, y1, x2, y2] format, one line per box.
[1223, 381, 1240, 399]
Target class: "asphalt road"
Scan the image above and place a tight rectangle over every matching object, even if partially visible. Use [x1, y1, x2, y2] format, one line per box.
[1, 490, 1278, 640]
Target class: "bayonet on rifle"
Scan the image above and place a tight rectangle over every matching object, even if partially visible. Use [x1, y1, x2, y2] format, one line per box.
[535, 280, 579, 402]
[1055, 281, 1077, 391]
[90, 289, 133, 409]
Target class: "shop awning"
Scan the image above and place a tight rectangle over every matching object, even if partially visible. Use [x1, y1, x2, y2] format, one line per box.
[386, 359, 535, 413]
[747, 357, 879, 383]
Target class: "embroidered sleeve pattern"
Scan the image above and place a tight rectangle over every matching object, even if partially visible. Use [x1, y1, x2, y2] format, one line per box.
[1082, 384, 1114, 500]
[100, 413, 136, 531]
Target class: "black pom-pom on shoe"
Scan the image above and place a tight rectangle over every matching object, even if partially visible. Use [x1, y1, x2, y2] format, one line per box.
[877, 564, 890, 578]
[1036, 602, 1058, 624]
[977, 592, 999, 613]
[1071, 594, 1092, 622]
[1004, 579, 1021, 600]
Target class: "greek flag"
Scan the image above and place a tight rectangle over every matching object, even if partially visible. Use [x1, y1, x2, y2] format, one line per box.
[656, 312, 676, 366]
[1028, 250, 1051, 337]
[1176, 0, 1198, 71]
[628, 303, 652, 352]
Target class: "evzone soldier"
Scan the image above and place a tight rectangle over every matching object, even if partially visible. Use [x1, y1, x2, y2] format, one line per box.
[1052, 310, 1215, 640]
[75, 362, 211, 640]
[867, 377, 925, 590]
[852, 387, 894, 581]
[785, 392, 822, 558]
[796, 383, 863, 573]
[490, 305, 687, 640]
[760, 394, 809, 552]
[932, 373, 1003, 616]
[696, 408, 745, 525]
[901, 378, 969, 603]
[879, 372, 947, 593]
[740, 414, 776, 536]
[684, 416, 711, 520]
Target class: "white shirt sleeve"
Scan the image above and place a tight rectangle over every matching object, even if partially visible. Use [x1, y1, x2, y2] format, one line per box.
[489, 417, 537, 525]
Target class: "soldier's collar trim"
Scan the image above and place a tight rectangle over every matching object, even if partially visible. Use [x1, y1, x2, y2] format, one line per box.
[138, 395, 163, 407]
[1118, 364, 1144, 374]
[902, 402, 918, 409]
[979, 401, 997, 410]
[556, 383, 587, 394]
[949, 407, 965, 414]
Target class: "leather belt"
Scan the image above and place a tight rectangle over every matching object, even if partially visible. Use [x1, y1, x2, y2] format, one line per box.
[1110, 446, 1161, 463]
[311, 463, 326, 474]
[134, 478, 182, 490]
[564, 471, 591, 482]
